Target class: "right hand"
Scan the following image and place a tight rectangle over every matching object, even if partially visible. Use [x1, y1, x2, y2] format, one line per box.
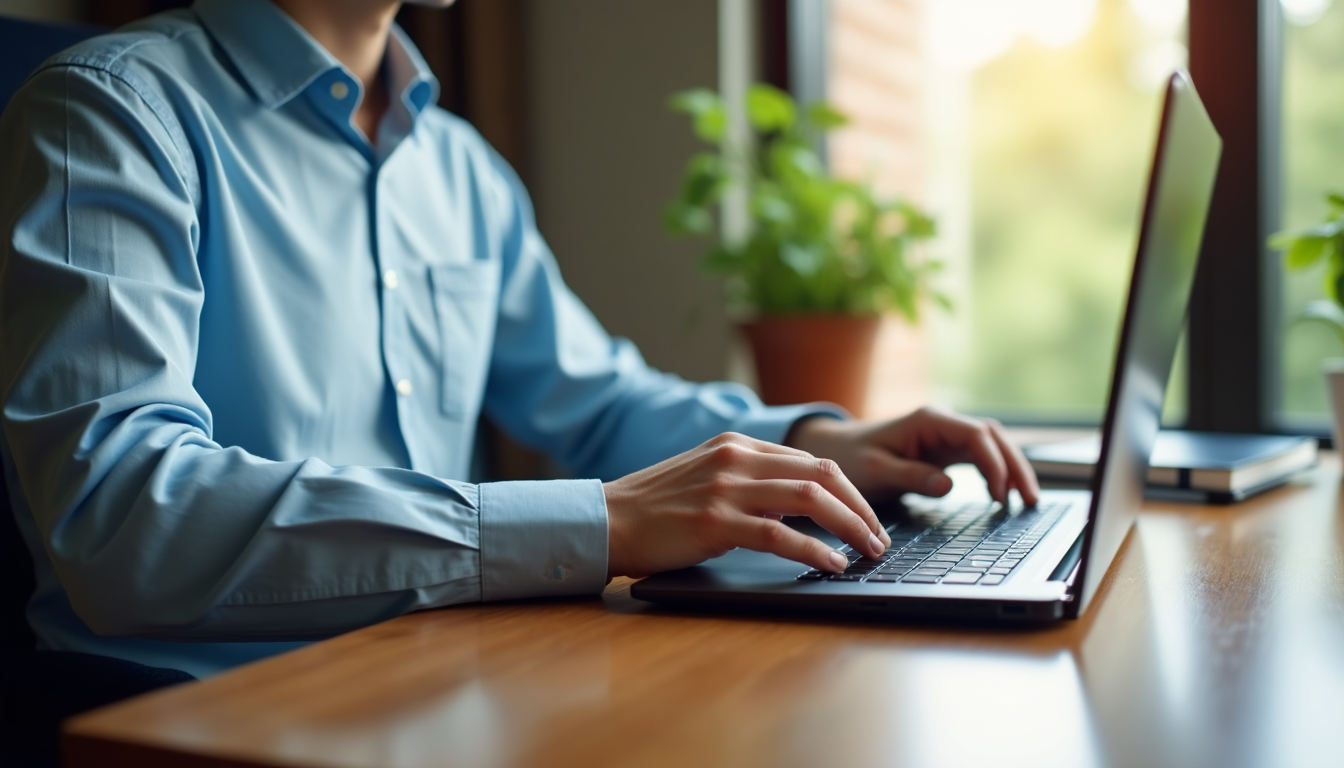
[604, 432, 892, 579]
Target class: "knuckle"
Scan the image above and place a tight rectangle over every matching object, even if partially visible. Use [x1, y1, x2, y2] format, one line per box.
[983, 416, 1003, 429]
[716, 441, 752, 467]
[693, 505, 726, 535]
[706, 473, 737, 499]
[759, 520, 788, 548]
[814, 457, 841, 480]
[852, 514, 874, 537]
[710, 431, 745, 447]
[706, 432, 734, 449]
[794, 480, 824, 503]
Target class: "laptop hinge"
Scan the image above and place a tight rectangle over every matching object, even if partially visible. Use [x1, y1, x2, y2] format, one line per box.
[1048, 530, 1086, 591]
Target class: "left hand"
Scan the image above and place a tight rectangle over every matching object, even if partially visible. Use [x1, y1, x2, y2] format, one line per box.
[784, 406, 1040, 506]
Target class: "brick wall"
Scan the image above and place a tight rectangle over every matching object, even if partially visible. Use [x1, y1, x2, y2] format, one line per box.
[828, 0, 932, 418]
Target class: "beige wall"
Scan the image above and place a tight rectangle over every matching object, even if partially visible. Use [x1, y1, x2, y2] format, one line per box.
[522, 0, 730, 385]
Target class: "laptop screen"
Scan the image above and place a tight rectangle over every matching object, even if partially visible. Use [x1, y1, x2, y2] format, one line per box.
[1072, 71, 1222, 616]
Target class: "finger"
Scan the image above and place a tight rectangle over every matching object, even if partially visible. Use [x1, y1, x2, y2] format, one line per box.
[956, 421, 1010, 503]
[862, 449, 953, 498]
[738, 478, 886, 559]
[737, 451, 888, 548]
[985, 420, 1040, 505]
[723, 514, 852, 573]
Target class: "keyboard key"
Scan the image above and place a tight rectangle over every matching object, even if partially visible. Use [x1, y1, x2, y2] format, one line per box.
[988, 567, 1013, 575]
[797, 570, 826, 580]
[902, 574, 941, 583]
[866, 574, 903, 582]
[941, 572, 982, 584]
[829, 573, 866, 581]
[979, 575, 1005, 585]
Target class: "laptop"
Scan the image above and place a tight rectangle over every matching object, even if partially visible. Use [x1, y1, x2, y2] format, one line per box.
[632, 71, 1222, 622]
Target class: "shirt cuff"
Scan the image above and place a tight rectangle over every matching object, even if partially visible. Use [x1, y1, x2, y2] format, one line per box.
[728, 402, 850, 447]
[478, 479, 609, 602]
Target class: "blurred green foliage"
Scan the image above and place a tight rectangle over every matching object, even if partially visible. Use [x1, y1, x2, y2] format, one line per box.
[1277, 3, 1344, 425]
[958, 0, 1158, 421]
[1273, 193, 1344, 344]
[663, 84, 943, 320]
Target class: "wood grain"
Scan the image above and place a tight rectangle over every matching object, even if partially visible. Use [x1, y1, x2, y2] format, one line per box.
[65, 458, 1344, 768]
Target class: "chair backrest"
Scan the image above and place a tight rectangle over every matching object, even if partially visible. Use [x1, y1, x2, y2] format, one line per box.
[1, 14, 105, 652]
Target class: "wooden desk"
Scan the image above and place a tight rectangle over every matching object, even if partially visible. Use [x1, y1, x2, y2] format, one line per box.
[65, 458, 1344, 768]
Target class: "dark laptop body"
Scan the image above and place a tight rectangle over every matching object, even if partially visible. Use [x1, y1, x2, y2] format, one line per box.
[632, 72, 1222, 623]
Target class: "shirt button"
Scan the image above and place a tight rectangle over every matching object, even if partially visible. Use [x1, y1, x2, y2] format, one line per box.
[383, 269, 399, 290]
[395, 378, 413, 397]
[330, 80, 349, 100]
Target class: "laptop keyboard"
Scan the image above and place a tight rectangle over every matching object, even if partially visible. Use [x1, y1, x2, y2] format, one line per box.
[796, 502, 1068, 586]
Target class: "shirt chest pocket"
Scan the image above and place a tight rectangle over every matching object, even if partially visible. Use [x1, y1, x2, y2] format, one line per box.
[431, 261, 500, 420]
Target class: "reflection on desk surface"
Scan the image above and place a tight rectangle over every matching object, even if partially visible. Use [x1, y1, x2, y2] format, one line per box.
[67, 459, 1344, 768]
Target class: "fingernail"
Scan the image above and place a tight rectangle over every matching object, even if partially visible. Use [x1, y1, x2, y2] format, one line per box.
[829, 551, 848, 571]
[868, 533, 885, 557]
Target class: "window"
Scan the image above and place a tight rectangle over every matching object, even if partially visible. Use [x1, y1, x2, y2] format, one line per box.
[824, 0, 1189, 424]
[1277, 0, 1344, 432]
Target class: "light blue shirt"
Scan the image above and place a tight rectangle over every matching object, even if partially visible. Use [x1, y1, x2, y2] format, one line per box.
[0, 0, 836, 678]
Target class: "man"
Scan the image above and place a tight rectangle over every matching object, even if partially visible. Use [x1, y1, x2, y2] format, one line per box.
[0, 0, 1037, 679]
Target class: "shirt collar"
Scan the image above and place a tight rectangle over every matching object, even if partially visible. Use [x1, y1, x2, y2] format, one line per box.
[193, 0, 438, 115]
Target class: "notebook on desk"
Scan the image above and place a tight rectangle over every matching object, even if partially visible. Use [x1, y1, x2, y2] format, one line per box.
[632, 71, 1222, 623]
[1025, 431, 1318, 503]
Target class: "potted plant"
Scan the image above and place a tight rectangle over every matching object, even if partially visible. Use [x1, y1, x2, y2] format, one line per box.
[1272, 191, 1344, 444]
[663, 84, 943, 416]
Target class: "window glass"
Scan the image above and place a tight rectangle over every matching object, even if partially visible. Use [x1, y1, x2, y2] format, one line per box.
[828, 0, 1188, 423]
[1277, 0, 1344, 431]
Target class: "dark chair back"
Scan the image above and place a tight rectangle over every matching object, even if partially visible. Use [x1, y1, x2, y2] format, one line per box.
[1, 15, 105, 652]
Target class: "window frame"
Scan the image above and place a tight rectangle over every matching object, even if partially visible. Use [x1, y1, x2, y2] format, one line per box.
[1186, 0, 1288, 437]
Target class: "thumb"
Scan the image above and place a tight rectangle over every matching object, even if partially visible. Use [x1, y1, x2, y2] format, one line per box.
[865, 449, 952, 497]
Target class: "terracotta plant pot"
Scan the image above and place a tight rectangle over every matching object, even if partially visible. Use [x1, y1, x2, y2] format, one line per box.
[740, 314, 882, 416]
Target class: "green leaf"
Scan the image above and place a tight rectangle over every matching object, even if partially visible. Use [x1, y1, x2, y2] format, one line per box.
[1282, 236, 1331, 270]
[1294, 299, 1344, 336]
[1327, 192, 1344, 215]
[1304, 219, 1344, 239]
[681, 153, 727, 207]
[753, 194, 793, 225]
[668, 88, 727, 143]
[807, 102, 849, 130]
[699, 246, 740, 274]
[780, 242, 822, 278]
[662, 203, 712, 236]
[746, 84, 797, 132]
